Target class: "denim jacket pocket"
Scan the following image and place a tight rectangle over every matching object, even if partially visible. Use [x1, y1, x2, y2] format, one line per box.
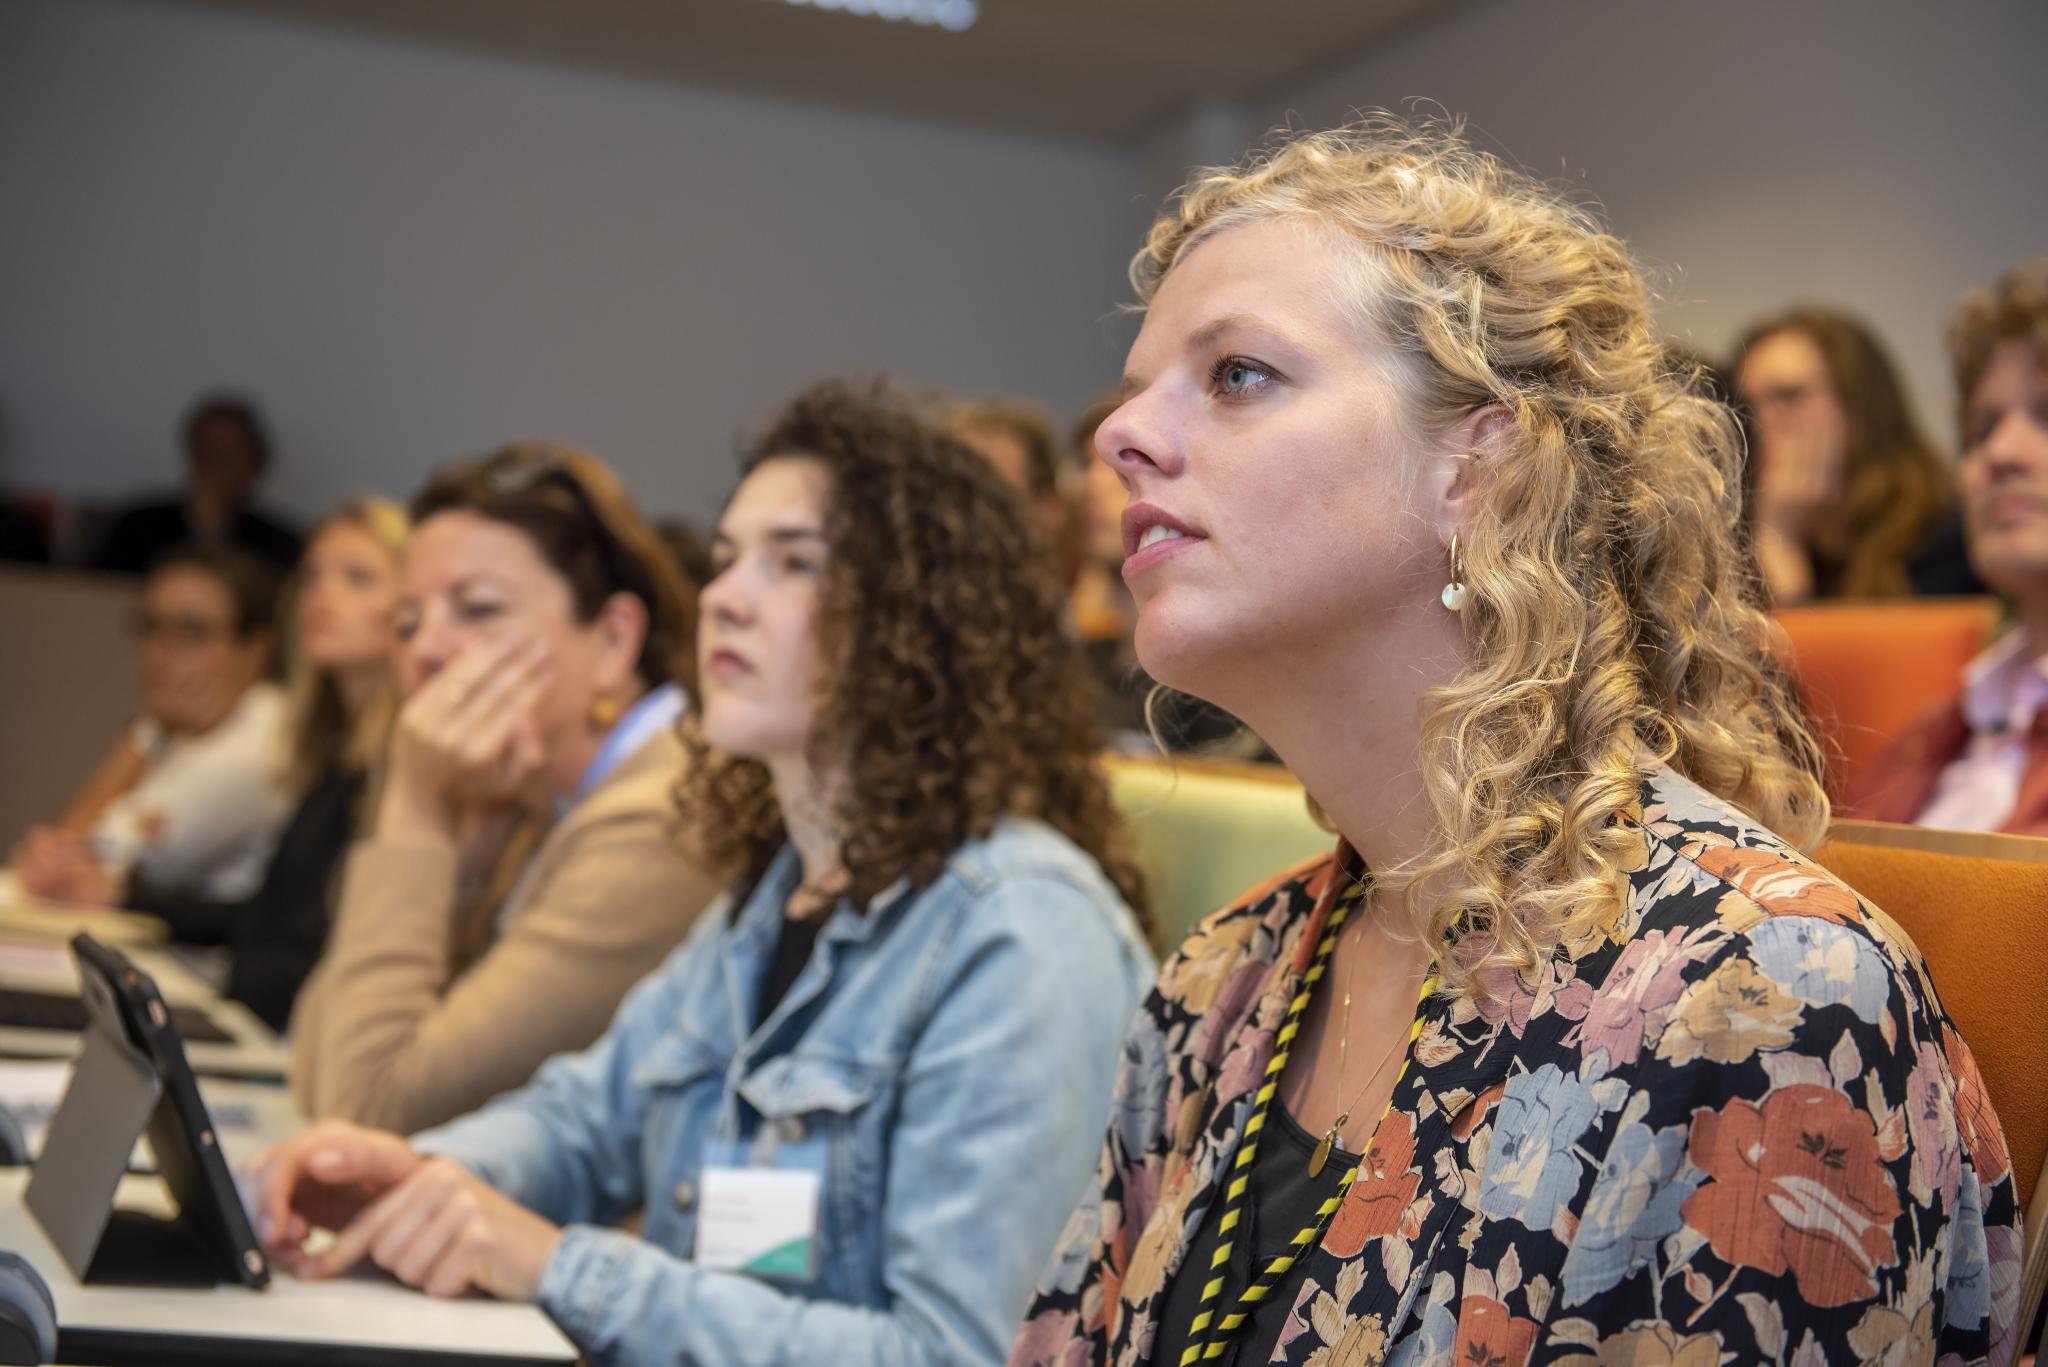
[736, 1052, 895, 1302]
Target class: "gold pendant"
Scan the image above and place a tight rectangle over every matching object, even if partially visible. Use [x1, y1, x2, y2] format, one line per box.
[1308, 1129, 1335, 1179]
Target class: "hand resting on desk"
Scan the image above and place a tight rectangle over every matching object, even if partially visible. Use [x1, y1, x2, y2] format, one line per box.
[245, 1119, 563, 1302]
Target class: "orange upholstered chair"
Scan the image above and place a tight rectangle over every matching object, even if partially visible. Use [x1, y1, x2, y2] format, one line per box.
[1774, 598, 2001, 802]
[1814, 819, 2048, 1346]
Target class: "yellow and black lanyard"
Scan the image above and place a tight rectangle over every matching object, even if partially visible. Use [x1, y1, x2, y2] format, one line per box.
[1178, 880, 1437, 1365]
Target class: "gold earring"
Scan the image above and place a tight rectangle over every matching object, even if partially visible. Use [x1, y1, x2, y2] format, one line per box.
[1441, 533, 1469, 613]
[590, 696, 622, 728]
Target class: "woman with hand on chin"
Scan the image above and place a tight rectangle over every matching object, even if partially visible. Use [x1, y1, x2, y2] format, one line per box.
[249, 382, 1155, 1367]
[289, 445, 719, 1135]
[1012, 119, 2017, 1366]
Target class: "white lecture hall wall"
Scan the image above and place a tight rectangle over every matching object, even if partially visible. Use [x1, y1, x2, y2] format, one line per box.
[0, 0, 1142, 525]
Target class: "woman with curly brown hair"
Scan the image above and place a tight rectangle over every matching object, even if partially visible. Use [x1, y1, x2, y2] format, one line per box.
[1012, 117, 2017, 1366]
[249, 381, 1155, 1367]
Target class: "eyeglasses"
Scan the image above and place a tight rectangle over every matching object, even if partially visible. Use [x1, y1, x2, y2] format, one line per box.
[1741, 381, 1826, 420]
[132, 612, 233, 647]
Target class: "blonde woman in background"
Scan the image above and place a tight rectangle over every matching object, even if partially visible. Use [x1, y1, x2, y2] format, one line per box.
[125, 498, 410, 1030]
[1015, 119, 2017, 1366]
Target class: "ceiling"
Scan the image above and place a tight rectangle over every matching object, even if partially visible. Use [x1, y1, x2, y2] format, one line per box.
[164, 0, 1459, 142]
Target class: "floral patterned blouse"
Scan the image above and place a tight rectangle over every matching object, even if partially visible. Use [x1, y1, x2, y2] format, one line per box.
[1011, 767, 2021, 1366]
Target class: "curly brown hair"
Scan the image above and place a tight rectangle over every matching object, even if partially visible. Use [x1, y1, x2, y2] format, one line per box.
[677, 380, 1149, 931]
[1949, 258, 2048, 443]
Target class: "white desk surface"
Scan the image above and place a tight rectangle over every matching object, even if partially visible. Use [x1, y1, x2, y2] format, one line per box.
[0, 926, 291, 1079]
[0, 1169, 578, 1364]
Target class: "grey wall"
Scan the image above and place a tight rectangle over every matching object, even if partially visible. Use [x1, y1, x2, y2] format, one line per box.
[1203, 0, 2048, 444]
[0, 0, 1141, 525]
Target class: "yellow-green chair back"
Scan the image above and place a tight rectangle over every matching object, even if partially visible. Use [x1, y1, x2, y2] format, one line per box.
[1107, 754, 1333, 953]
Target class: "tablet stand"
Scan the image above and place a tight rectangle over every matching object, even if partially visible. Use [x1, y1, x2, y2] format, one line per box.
[24, 1008, 230, 1287]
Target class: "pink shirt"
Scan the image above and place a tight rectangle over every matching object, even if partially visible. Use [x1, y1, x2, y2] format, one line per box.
[1915, 629, 2048, 831]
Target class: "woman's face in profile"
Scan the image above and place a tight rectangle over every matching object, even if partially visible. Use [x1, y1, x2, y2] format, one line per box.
[1093, 217, 1440, 698]
[1959, 337, 2048, 596]
[298, 521, 401, 673]
[697, 456, 829, 764]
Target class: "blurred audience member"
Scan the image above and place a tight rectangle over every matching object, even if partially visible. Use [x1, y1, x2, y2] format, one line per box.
[1857, 260, 2048, 832]
[11, 545, 291, 905]
[289, 444, 719, 1134]
[1732, 308, 1978, 604]
[127, 499, 410, 1031]
[93, 393, 305, 577]
[945, 396, 1084, 587]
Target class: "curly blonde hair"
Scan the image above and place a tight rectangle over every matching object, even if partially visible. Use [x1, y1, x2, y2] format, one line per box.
[677, 380, 1150, 932]
[1136, 117, 1828, 1000]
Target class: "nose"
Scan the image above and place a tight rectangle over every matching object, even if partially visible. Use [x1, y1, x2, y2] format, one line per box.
[1095, 390, 1182, 485]
[1980, 407, 2048, 477]
[401, 603, 457, 688]
[698, 564, 753, 630]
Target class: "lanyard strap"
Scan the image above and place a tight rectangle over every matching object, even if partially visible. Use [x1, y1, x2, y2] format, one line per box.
[1178, 880, 1436, 1366]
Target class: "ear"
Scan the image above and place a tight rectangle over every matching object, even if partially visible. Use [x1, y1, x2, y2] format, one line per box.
[591, 591, 651, 693]
[1423, 404, 1514, 546]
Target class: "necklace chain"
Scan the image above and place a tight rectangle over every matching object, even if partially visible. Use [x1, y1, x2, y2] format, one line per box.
[1310, 900, 1410, 1177]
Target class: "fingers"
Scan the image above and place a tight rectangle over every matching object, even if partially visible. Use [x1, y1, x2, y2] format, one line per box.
[248, 1121, 418, 1256]
[311, 1165, 441, 1279]
[395, 637, 554, 800]
[393, 1195, 473, 1292]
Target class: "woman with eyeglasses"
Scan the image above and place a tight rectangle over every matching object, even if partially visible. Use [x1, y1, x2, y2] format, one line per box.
[289, 445, 722, 1135]
[249, 382, 1155, 1367]
[104, 498, 411, 1033]
[11, 543, 293, 910]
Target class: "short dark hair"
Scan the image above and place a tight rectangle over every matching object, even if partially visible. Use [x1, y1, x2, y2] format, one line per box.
[181, 394, 273, 474]
[409, 443, 693, 692]
[149, 542, 281, 638]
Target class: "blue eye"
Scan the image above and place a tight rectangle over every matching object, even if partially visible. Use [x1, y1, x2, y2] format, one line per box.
[1211, 355, 1276, 397]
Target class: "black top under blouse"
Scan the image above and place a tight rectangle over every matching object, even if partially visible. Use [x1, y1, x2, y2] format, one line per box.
[1152, 1104, 1361, 1366]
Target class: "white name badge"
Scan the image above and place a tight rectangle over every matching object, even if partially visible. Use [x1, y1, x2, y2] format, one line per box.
[694, 1138, 824, 1281]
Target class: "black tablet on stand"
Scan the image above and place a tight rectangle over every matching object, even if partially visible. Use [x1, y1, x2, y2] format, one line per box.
[23, 934, 269, 1289]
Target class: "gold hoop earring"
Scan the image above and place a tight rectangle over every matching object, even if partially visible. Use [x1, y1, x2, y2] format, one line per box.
[590, 696, 622, 729]
[1441, 533, 1469, 613]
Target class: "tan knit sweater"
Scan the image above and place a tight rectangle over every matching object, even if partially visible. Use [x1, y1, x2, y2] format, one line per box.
[289, 726, 719, 1134]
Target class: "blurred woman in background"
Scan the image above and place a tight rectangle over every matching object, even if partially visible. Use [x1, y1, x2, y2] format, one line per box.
[1732, 306, 1978, 604]
[11, 544, 291, 908]
[289, 445, 718, 1134]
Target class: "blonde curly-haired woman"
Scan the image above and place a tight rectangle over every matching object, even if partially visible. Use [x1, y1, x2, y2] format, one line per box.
[1011, 119, 2020, 1367]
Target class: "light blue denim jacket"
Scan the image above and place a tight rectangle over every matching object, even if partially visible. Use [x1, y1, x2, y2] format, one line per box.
[415, 818, 1154, 1367]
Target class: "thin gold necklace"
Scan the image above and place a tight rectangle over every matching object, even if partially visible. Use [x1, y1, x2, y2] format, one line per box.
[1309, 916, 1410, 1178]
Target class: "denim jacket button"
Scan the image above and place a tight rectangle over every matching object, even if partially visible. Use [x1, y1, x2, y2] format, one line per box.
[780, 1117, 808, 1144]
[672, 1180, 696, 1210]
